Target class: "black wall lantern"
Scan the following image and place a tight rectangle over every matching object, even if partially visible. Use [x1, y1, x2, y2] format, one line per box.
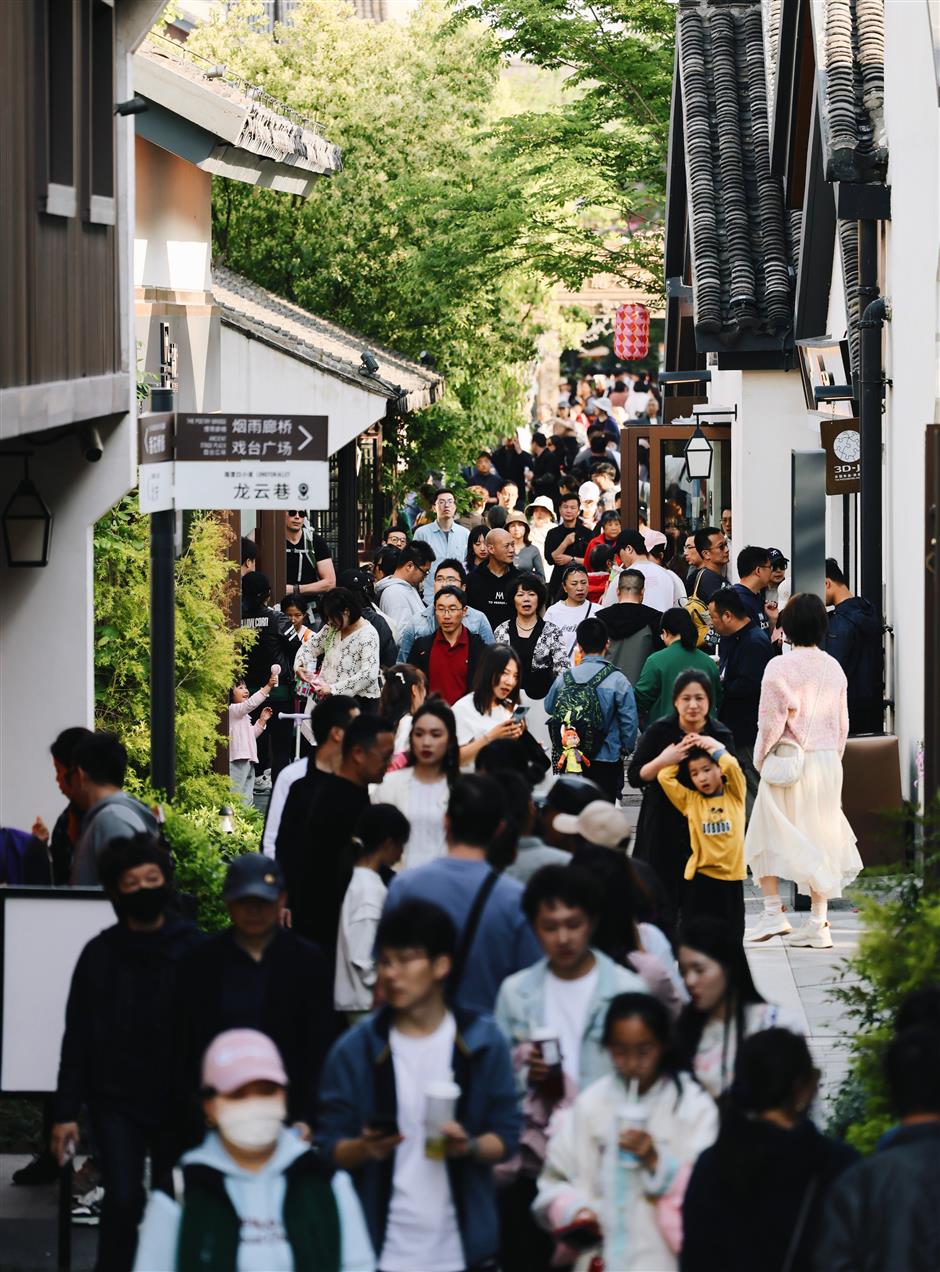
[683, 425, 714, 481]
[2, 455, 53, 567]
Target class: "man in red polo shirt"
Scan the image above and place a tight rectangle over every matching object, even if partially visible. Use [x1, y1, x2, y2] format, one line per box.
[409, 586, 485, 705]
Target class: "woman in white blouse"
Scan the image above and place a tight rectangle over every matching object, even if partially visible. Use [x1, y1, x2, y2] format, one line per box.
[372, 701, 459, 870]
[294, 587, 381, 709]
[452, 645, 526, 771]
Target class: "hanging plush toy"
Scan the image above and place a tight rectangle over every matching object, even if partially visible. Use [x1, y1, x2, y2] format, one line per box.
[556, 716, 590, 773]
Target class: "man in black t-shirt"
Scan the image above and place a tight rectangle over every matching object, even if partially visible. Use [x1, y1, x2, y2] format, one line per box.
[284, 510, 335, 618]
[544, 493, 594, 601]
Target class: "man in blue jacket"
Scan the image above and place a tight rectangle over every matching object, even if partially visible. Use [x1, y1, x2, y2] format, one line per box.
[825, 557, 884, 734]
[544, 616, 639, 802]
[318, 898, 520, 1272]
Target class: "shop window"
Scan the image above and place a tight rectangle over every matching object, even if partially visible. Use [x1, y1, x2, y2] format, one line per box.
[83, 0, 114, 224]
[36, 0, 76, 217]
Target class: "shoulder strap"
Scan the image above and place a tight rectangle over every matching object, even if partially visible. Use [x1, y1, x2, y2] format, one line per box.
[691, 569, 705, 601]
[449, 869, 499, 995]
[780, 1174, 820, 1272]
[587, 662, 614, 688]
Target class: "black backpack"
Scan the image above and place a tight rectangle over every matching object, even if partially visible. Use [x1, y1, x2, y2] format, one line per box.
[548, 663, 615, 759]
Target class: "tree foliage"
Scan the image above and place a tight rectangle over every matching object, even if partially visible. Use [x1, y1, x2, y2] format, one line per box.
[184, 0, 629, 485]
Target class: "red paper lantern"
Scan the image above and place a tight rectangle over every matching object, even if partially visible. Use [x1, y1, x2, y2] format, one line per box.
[613, 303, 650, 360]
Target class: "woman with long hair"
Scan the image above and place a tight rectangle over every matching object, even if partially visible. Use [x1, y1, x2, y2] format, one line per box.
[378, 663, 427, 761]
[682, 1029, 857, 1271]
[745, 593, 863, 948]
[294, 586, 381, 709]
[453, 645, 525, 770]
[372, 700, 459, 870]
[533, 993, 717, 1271]
[493, 573, 567, 752]
[466, 523, 490, 574]
[627, 670, 736, 930]
[675, 918, 802, 1099]
[633, 608, 722, 726]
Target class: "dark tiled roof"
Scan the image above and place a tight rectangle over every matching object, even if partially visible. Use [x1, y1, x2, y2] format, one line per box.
[213, 266, 444, 414]
[822, 0, 888, 184]
[676, 0, 795, 346]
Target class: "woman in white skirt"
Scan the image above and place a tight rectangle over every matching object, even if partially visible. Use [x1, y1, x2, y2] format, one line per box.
[745, 593, 863, 948]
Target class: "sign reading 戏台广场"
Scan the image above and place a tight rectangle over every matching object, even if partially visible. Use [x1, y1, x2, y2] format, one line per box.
[138, 413, 329, 512]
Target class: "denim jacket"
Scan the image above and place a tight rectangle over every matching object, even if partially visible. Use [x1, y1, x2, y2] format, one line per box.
[544, 654, 639, 761]
[494, 950, 647, 1094]
[318, 1006, 520, 1269]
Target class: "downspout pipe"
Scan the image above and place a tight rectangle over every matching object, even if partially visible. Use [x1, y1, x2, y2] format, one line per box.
[856, 217, 889, 733]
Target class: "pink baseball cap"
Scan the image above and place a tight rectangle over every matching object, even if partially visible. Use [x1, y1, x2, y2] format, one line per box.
[642, 529, 668, 552]
[201, 1029, 287, 1094]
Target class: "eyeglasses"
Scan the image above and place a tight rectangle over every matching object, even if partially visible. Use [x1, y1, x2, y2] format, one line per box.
[436, 497, 456, 507]
[286, 510, 304, 517]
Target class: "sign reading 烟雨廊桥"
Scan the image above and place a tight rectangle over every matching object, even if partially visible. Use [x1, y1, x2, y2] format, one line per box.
[137, 414, 329, 512]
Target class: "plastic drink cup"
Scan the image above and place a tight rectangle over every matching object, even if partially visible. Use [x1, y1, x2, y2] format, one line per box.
[531, 1026, 564, 1103]
[424, 1078, 461, 1160]
[617, 1101, 649, 1167]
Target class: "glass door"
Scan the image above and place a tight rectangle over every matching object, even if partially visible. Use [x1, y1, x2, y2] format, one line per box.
[621, 425, 731, 540]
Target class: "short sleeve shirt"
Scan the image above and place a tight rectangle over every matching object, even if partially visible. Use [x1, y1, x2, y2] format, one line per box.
[285, 531, 331, 587]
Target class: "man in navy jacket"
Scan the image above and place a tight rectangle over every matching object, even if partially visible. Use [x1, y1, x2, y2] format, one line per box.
[318, 898, 520, 1271]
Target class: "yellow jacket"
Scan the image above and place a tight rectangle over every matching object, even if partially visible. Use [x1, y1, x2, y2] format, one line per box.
[657, 751, 746, 881]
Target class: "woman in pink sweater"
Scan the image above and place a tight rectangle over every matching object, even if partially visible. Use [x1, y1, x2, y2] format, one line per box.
[745, 594, 862, 948]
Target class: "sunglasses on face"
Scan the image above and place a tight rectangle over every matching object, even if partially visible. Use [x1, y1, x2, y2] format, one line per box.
[286, 510, 304, 517]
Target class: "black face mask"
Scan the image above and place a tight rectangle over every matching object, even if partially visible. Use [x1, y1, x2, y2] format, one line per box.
[113, 885, 169, 923]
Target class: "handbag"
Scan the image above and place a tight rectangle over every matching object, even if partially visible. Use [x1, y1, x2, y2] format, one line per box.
[761, 679, 823, 788]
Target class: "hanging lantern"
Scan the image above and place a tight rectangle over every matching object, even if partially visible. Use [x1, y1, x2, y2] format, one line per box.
[683, 425, 714, 481]
[2, 457, 53, 567]
[613, 303, 650, 360]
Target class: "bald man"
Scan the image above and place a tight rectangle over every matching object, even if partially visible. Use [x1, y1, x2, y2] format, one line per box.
[466, 528, 520, 631]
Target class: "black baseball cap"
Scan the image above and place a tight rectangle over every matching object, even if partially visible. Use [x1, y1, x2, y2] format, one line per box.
[337, 567, 372, 594]
[543, 775, 604, 815]
[768, 548, 789, 567]
[223, 854, 284, 902]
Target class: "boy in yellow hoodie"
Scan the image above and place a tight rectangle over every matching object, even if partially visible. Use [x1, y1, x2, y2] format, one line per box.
[657, 735, 746, 939]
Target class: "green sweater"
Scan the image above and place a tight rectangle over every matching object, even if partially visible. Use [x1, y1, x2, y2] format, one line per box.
[633, 641, 722, 723]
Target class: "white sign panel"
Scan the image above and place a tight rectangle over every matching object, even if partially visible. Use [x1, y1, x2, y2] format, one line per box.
[173, 460, 329, 510]
[138, 412, 175, 513]
[137, 413, 330, 512]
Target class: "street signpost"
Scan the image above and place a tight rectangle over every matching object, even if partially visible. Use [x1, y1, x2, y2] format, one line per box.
[137, 413, 329, 511]
[137, 407, 330, 798]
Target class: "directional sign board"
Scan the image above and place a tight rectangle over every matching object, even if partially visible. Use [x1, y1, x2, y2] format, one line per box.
[138, 413, 175, 513]
[138, 413, 329, 512]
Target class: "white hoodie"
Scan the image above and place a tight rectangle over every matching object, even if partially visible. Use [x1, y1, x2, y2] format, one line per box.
[133, 1128, 374, 1272]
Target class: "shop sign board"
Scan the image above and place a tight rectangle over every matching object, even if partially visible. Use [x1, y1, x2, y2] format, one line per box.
[819, 416, 861, 495]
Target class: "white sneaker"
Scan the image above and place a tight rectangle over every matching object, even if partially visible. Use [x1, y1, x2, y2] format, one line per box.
[785, 920, 833, 949]
[746, 911, 793, 942]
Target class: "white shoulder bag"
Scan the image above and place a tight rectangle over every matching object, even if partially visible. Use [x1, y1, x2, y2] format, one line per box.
[760, 678, 823, 788]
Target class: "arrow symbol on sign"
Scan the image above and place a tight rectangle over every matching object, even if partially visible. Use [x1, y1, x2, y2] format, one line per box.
[298, 425, 313, 452]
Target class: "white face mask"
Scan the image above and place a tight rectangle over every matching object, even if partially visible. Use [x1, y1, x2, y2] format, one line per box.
[215, 1096, 286, 1150]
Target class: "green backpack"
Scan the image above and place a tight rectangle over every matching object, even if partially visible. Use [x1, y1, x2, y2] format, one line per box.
[548, 663, 615, 759]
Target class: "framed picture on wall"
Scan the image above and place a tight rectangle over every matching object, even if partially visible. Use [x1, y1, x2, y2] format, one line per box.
[796, 338, 854, 416]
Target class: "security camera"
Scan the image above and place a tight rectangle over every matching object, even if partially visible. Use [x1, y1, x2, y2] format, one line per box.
[78, 423, 103, 463]
[113, 96, 149, 116]
[360, 351, 380, 377]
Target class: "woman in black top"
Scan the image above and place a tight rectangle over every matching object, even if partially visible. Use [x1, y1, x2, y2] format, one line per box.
[681, 1028, 858, 1272]
[627, 669, 735, 930]
[493, 573, 568, 753]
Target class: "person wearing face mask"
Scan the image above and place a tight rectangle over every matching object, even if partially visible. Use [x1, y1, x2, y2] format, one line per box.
[133, 1029, 375, 1272]
[50, 834, 204, 1272]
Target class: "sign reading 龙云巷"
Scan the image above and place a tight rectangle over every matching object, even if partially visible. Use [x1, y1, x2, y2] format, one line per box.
[137, 413, 330, 512]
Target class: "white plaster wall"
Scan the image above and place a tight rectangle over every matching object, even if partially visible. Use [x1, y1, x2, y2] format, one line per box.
[220, 326, 389, 454]
[708, 366, 814, 570]
[133, 137, 212, 292]
[882, 0, 939, 794]
[0, 420, 137, 833]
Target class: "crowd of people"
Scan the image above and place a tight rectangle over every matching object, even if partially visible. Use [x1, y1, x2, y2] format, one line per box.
[14, 377, 924, 1272]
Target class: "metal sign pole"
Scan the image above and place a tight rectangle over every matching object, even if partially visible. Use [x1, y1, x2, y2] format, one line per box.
[149, 388, 176, 798]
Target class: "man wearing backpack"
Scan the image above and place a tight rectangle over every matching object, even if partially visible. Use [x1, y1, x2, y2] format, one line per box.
[544, 616, 638, 802]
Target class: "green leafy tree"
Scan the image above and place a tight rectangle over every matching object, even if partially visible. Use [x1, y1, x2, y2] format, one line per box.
[184, 0, 613, 488]
[94, 498, 260, 927]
